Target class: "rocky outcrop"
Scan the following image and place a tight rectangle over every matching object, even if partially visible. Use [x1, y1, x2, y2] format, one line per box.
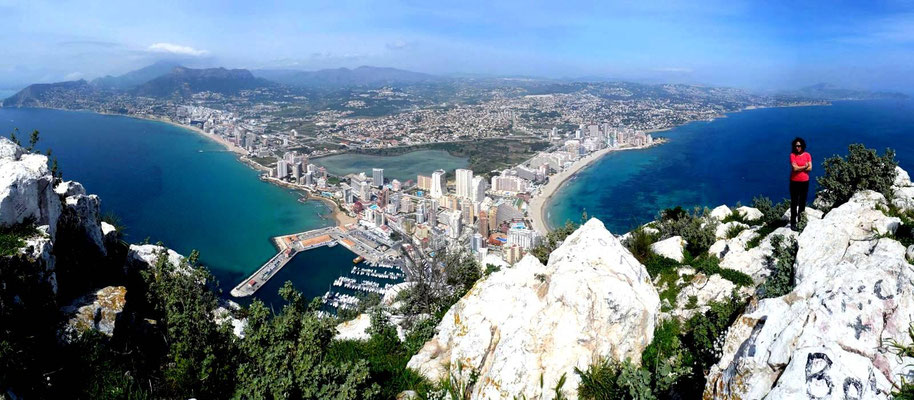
[710, 205, 732, 221]
[672, 273, 751, 321]
[407, 219, 660, 398]
[126, 244, 185, 271]
[56, 179, 106, 255]
[708, 226, 797, 284]
[651, 235, 686, 262]
[0, 138, 61, 239]
[705, 191, 914, 399]
[892, 166, 914, 211]
[62, 286, 127, 339]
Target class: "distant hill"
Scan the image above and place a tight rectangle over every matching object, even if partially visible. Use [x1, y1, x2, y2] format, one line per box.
[132, 66, 273, 97]
[2, 80, 92, 107]
[785, 83, 908, 100]
[91, 60, 182, 90]
[253, 66, 438, 88]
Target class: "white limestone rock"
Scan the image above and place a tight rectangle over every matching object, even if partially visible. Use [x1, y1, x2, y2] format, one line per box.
[101, 221, 118, 243]
[736, 206, 763, 222]
[407, 219, 660, 399]
[651, 235, 686, 262]
[710, 227, 797, 285]
[716, 221, 749, 240]
[672, 273, 751, 321]
[710, 205, 732, 221]
[908, 245, 914, 263]
[782, 207, 824, 222]
[54, 180, 86, 197]
[61, 194, 106, 255]
[893, 187, 914, 212]
[62, 286, 127, 340]
[895, 166, 911, 188]
[0, 143, 61, 239]
[0, 137, 24, 164]
[335, 313, 373, 341]
[213, 301, 247, 339]
[705, 190, 914, 399]
[21, 230, 57, 293]
[126, 244, 185, 271]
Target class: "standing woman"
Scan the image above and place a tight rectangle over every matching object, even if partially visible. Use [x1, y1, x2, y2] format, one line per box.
[789, 137, 812, 230]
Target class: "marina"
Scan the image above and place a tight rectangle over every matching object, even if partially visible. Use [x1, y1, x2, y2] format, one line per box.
[230, 224, 407, 308]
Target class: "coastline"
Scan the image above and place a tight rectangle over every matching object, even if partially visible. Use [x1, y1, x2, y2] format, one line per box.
[528, 142, 662, 235]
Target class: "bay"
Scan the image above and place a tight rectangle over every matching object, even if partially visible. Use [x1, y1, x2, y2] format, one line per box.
[0, 107, 342, 306]
[547, 99, 914, 234]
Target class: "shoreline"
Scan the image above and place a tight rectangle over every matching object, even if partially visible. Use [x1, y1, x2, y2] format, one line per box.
[528, 142, 662, 235]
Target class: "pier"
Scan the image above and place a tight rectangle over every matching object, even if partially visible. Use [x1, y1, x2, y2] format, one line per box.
[230, 224, 398, 298]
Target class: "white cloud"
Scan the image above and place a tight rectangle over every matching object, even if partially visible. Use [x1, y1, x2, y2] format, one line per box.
[64, 71, 84, 80]
[147, 42, 207, 56]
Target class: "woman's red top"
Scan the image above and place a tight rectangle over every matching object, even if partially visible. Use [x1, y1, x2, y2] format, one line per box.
[790, 152, 811, 182]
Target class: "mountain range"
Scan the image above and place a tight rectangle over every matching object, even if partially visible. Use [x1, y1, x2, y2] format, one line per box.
[252, 66, 439, 88]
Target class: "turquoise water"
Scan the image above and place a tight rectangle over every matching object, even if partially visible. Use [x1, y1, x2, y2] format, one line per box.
[547, 99, 914, 234]
[0, 108, 344, 306]
[315, 149, 468, 181]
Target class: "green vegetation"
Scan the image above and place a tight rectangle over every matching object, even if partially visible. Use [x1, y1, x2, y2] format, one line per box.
[725, 223, 748, 239]
[758, 235, 799, 299]
[530, 220, 578, 264]
[624, 226, 658, 264]
[880, 204, 914, 248]
[657, 206, 717, 256]
[746, 196, 790, 249]
[816, 144, 897, 212]
[887, 324, 914, 399]
[0, 221, 39, 257]
[576, 295, 747, 399]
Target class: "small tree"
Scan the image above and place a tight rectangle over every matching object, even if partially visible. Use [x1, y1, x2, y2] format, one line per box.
[816, 144, 897, 211]
[27, 130, 39, 152]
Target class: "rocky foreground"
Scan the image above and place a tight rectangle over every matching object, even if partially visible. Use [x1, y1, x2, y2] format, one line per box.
[397, 167, 914, 399]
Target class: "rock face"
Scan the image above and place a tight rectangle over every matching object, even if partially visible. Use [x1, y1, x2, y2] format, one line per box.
[126, 244, 185, 271]
[651, 235, 686, 262]
[892, 166, 914, 212]
[0, 138, 61, 239]
[62, 286, 127, 338]
[60, 192, 107, 255]
[705, 191, 914, 399]
[408, 219, 660, 399]
[709, 226, 797, 284]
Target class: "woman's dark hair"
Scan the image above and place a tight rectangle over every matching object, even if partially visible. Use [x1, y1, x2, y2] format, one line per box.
[792, 137, 806, 153]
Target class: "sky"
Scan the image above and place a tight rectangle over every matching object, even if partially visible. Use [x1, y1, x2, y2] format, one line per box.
[2, 0, 914, 93]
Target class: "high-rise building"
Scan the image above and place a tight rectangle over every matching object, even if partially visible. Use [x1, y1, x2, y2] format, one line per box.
[357, 181, 371, 201]
[477, 211, 489, 238]
[471, 233, 485, 253]
[446, 210, 463, 239]
[391, 179, 401, 191]
[508, 228, 541, 250]
[417, 175, 432, 191]
[471, 176, 488, 203]
[378, 188, 390, 207]
[372, 168, 384, 187]
[430, 169, 446, 198]
[455, 169, 473, 199]
[341, 184, 353, 204]
[276, 160, 289, 178]
[461, 202, 474, 226]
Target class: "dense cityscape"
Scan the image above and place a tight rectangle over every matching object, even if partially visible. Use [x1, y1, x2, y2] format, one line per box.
[2, 66, 833, 311]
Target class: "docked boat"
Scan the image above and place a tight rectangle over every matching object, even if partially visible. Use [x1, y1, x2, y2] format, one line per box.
[353, 255, 365, 264]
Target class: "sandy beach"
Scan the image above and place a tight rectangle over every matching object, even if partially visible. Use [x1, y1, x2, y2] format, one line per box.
[528, 142, 662, 235]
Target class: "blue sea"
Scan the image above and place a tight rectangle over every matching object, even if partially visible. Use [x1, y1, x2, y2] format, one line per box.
[547, 99, 914, 233]
[0, 108, 345, 306]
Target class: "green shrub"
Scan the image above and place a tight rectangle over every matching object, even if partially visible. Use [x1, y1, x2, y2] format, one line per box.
[530, 220, 578, 264]
[657, 207, 717, 256]
[685, 294, 745, 371]
[886, 324, 914, 399]
[624, 227, 657, 264]
[816, 144, 897, 212]
[575, 358, 654, 400]
[691, 255, 753, 287]
[751, 196, 790, 226]
[758, 235, 798, 299]
[725, 223, 747, 239]
[0, 221, 39, 257]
